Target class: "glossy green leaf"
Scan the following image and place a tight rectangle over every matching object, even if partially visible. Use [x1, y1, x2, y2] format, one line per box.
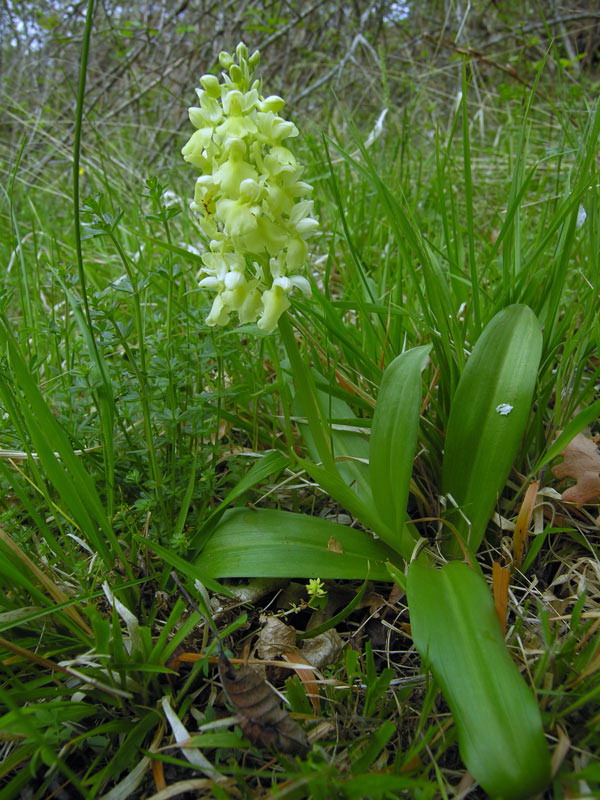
[298, 457, 397, 550]
[197, 508, 396, 579]
[370, 345, 431, 557]
[442, 305, 542, 553]
[407, 559, 551, 800]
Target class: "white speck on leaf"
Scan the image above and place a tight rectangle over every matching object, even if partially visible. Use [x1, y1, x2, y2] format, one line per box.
[496, 403, 513, 415]
[577, 205, 587, 229]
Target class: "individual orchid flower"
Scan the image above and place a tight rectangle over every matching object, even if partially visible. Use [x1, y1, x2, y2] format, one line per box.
[182, 42, 318, 333]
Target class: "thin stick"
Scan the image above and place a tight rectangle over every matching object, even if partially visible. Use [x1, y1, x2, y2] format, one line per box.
[170, 571, 224, 656]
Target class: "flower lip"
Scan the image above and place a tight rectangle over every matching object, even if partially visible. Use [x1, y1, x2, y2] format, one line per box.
[224, 271, 246, 290]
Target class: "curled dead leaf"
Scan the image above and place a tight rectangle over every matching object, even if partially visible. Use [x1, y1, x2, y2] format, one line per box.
[218, 653, 309, 756]
[168, 573, 309, 757]
[327, 536, 344, 554]
[256, 616, 322, 713]
[256, 616, 297, 661]
[300, 630, 344, 670]
[552, 433, 600, 505]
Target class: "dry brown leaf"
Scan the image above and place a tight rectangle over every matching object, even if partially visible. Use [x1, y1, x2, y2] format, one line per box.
[256, 616, 297, 660]
[552, 433, 600, 505]
[327, 536, 344, 554]
[300, 630, 344, 670]
[281, 650, 322, 713]
[492, 561, 510, 635]
[168, 573, 309, 756]
[256, 616, 322, 713]
[512, 481, 539, 567]
[218, 653, 309, 755]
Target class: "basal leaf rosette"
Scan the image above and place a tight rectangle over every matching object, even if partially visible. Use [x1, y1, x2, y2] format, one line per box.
[182, 43, 318, 332]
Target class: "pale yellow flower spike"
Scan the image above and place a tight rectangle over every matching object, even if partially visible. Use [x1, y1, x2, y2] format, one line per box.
[182, 42, 318, 332]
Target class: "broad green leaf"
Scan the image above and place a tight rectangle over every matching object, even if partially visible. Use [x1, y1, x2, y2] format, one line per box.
[197, 508, 396, 579]
[406, 559, 551, 800]
[298, 457, 397, 550]
[442, 305, 542, 553]
[370, 345, 431, 557]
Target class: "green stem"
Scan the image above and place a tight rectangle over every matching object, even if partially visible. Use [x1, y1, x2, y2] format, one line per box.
[278, 313, 336, 473]
[162, 216, 178, 499]
[461, 64, 480, 332]
[109, 233, 165, 513]
[73, 0, 117, 516]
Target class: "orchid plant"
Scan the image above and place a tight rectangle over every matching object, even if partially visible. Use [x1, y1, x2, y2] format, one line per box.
[181, 43, 551, 799]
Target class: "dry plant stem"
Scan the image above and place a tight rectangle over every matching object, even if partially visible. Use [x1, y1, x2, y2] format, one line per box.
[492, 560, 510, 634]
[512, 480, 540, 567]
[424, 33, 553, 103]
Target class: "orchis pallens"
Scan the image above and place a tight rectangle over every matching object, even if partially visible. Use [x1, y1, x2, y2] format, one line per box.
[182, 43, 318, 332]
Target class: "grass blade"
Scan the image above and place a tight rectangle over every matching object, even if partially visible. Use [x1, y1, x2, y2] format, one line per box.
[295, 387, 372, 505]
[279, 314, 336, 473]
[189, 449, 288, 551]
[0, 318, 128, 571]
[531, 397, 600, 474]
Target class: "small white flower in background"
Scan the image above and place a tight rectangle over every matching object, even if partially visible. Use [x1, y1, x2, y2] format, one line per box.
[161, 190, 182, 207]
[496, 403, 514, 416]
[577, 205, 587, 229]
[182, 42, 318, 332]
[178, 241, 203, 257]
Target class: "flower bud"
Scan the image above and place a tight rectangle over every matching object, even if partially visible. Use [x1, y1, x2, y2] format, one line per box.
[200, 74, 221, 97]
[260, 95, 285, 112]
[229, 64, 243, 85]
[235, 42, 248, 63]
